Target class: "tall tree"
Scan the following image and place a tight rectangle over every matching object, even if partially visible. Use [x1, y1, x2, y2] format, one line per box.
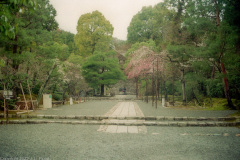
[0, 0, 58, 99]
[127, 6, 155, 43]
[82, 51, 124, 96]
[74, 10, 114, 57]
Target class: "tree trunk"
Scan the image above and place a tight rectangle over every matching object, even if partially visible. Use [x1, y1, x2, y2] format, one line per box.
[160, 75, 162, 102]
[152, 64, 155, 107]
[27, 79, 34, 111]
[192, 88, 201, 106]
[207, 84, 213, 107]
[36, 63, 57, 106]
[20, 82, 29, 113]
[100, 84, 104, 96]
[146, 78, 148, 103]
[214, 0, 235, 109]
[13, 12, 19, 71]
[156, 57, 160, 98]
[155, 78, 158, 109]
[220, 62, 235, 109]
[136, 77, 139, 98]
[172, 81, 175, 106]
[164, 80, 168, 101]
[181, 68, 186, 105]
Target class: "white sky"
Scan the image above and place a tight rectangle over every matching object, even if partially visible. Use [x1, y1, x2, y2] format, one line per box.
[49, 0, 163, 40]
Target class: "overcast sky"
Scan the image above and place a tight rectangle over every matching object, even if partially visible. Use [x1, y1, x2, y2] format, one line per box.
[49, 0, 163, 40]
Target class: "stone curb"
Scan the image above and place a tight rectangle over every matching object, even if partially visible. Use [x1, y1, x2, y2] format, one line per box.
[1, 114, 239, 122]
[1, 120, 240, 127]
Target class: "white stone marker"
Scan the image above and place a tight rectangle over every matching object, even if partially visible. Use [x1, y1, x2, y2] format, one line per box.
[162, 98, 165, 107]
[43, 94, 52, 108]
[70, 97, 73, 105]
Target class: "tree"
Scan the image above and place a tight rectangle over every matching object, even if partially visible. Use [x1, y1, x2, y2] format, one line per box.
[127, 3, 175, 46]
[0, 0, 58, 99]
[0, 0, 37, 39]
[74, 10, 114, 57]
[127, 6, 155, 43]
[62, 53, 89, 99]
[82, 51, 124, 96]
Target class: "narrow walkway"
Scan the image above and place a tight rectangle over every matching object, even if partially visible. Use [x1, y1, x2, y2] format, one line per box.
[98, 102, 147, 134]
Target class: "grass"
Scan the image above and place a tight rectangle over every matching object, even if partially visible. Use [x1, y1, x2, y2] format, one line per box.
[203, 98, 230, 110]
[229, 111, 240, 117]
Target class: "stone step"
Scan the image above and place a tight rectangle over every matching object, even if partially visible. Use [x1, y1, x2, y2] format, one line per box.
[1, 119, 240, 127]
[2, 114, 239, 122]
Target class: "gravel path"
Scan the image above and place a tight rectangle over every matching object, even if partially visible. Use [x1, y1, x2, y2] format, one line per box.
[0, 124, 239, 160]
[33, 100, 119, 116]
[136, 101, 237, 117]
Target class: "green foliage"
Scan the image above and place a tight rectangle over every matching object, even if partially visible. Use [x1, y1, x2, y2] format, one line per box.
[74, 10, 114, 57]
[39, 42, 70, 61]
[0, 0, 37, 38]
[125, 39, 157, 58]
[127, 3, 173, 45]
[127, 6, 155, 43]
[82, 51, 124, 89]
[125, 0, 240, 109]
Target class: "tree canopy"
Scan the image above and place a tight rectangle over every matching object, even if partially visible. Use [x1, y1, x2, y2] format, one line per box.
[82, 51, 124, 96]
[74, 10, 114, 57]
[125, 0, 240, 109]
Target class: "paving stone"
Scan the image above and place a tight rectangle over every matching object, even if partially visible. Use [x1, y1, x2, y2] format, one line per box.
[117, 126, 128, 133]
[97, 125, 108, 132]
[128, 126, 138, 133]
[138, 126, 147, 134]
[106, 125, 118, 133]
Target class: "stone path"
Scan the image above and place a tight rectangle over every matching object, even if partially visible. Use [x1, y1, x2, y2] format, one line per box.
[98, 102, 147, 134]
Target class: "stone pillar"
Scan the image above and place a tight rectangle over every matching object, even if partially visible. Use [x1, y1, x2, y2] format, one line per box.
[43, 94, 52, 108]
[162, 98, 165, 107]
[70, 97, 73, 105]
